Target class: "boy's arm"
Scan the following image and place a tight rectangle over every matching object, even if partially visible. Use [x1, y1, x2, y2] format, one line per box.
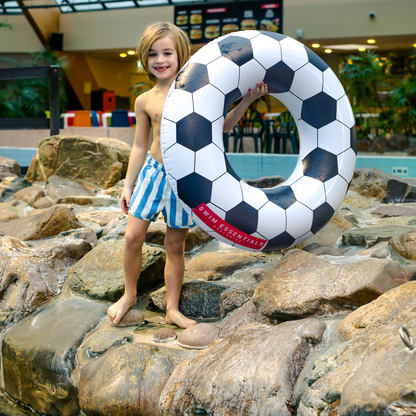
[223, 82, 268, 133]
[120, 94, 151, 214]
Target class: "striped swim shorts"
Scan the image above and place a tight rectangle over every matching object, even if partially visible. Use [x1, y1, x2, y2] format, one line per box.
[128, 157, 196, 229]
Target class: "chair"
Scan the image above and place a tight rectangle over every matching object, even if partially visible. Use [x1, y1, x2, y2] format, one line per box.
[233, 107, 264, 153]
[223, 126, 239, 152]
[72, 110, 92, 127]
[270, 112, 299, 154]
[111, 110, 130, 127]
[90, 110, 100, 127]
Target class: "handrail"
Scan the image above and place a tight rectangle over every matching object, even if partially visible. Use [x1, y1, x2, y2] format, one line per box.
[0, 65, 60, 136]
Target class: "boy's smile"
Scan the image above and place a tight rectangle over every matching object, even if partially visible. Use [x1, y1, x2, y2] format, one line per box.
[148, 36, 178, 83]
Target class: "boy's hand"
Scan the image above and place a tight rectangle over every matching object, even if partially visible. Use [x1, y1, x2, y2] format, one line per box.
[243, 82, 269, 104]
[120, 187, 133, 215]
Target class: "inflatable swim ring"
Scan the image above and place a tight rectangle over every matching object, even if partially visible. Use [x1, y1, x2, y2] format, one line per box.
[161, 31, 357, 251]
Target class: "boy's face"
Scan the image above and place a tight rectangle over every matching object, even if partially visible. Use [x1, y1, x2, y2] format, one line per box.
[148, 36, 178, 82]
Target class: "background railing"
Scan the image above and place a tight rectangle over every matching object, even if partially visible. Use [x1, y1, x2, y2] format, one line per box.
[0, 65, 60, 136]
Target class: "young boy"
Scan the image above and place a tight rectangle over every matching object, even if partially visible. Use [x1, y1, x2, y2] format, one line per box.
[107, 22, 268, 328]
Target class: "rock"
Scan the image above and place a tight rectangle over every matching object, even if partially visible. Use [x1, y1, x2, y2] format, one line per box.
[78, 342, 197, 416]
[302, 243, 342, 256]
[342, 225, 415, 247]
[160, 319, 327, 416]
[100, 216, 127, 242]
[358, 241, 389, 257]
[0, 235, 92, 328]
[0, 205, 84, 240]
[148, 280, 230, 319]
[0, 394, 35, 416]
[219, 284, 257, 317]
[0, 211, 19, 222]
[177, 323, 220, 349]
[56, 226, 98, 247]
[107, 308, 144, 327]
[253, 250, 413, 320]
[184, 225, 213, 251]
[244, 175, 286, 188]
[152, 328, 177, 344]
[383, 178, 416, 203]
[389, 230, 416, 260]
[45, 175, 96, 201]
[32, 196, 54, 209]
[297, 311, 416, 415]
[56, 196, 119, 207]
[13, 185, 44, 206]
[0, 156, 20, 179]
[368, 135, 386, 153]
[185, 252, 267, 281]
[3, 297, 108, 416]
[338, 281, 416, 341]
[219, 299, 271, 339]
[0, 199, 32, 218]
[297, 220, 343, 249]
[68, 240, 166, 301]
[77, 209, 124, 227]
[387, 133, 409, 151]
[0, 177, 31, 202]
[349, 168, 391, 201]
[81, 330, 134, 360]
[371, 205, 416, 218]
[343, 192, 374, 209]
[370, 247, 390, 259]
[25, 135, 131, 188]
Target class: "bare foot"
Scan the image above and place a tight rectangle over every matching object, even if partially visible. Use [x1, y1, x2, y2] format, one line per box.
[166, 309, 197, 329]
[107, 293, 137, 325]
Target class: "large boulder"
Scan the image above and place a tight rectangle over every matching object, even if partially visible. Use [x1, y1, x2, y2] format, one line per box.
[3, 297, 108, 416]
[253, 250, 413, 320]
[25, 135, 131, 188]
[68, 240, 166, 301]
[45, 175, 96, 201]
[0, 205, 84, 240]
[160, 319, 327, 416]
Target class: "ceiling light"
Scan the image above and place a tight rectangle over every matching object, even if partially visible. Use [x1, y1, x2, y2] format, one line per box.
[367, 39, 376, 44]
[324, 49, 332, 54]
[312, 43, 320, 48]
[127, 50, 136, 55]
[120, 53, 127, 58]
[413, 43, 416, 48]
[358, 47, 366, 51]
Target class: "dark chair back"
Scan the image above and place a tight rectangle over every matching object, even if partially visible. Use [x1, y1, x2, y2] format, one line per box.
[111, 110, 130, 127]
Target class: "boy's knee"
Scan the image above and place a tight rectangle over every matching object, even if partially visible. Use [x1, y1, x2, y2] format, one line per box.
[164, 237, 185, 256]
[125, 229, 146, 248]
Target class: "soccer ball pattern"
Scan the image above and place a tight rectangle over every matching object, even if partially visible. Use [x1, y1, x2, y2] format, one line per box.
[161, 31, 357, 251]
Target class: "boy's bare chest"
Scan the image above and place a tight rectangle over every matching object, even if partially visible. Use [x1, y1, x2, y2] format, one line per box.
[145, 91, 167, 128]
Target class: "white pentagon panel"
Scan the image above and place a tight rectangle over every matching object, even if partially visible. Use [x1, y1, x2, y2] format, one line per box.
[284, 162, 304, 187]
[211, 173, 242, 211]
[291, 231, 314, 247]
[290, 176, 326, 210]
[238, 59, 267, 96]
[235, 30, 261, 40]
[286, 202, 313, 239]
[160, 119, 177, 152]
[189, 42, 221, 65]
[193, 84, 225, 122]
[162, 89, 193, 123]
[323, 69, 345, 100]
[195, 143, 227, 181]
[240, 180, 269, 210]
[271, 92, 303, 119]
[318, 121, 351, 155]
[251, 34, 282, 70]
[212, 117, 225, 151]
[297, 119, 318, 158]
[336, 95, 355, 128]
[337, 148, 356, 183]
[291, 63, 323, 100]
[206, 202, 226, 220]
[279, 37, 309, 71]
[324, 175, 349, 210]
[256, 201, 286, 240]
[163, 143, 195, 180]
[207, 56, 240, 95]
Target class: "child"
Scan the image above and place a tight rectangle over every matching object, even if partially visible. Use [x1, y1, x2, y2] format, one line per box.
[107, 21, 268, 328]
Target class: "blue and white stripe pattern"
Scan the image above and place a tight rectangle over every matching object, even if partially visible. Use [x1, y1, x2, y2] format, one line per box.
[129, 157, 196, 229]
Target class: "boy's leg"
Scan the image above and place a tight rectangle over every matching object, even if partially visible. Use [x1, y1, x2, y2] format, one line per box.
[164, 226, 197, 329]
[107, 214, 150, 325]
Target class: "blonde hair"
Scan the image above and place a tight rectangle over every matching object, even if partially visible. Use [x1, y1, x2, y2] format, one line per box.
[137, 22, 191, 83]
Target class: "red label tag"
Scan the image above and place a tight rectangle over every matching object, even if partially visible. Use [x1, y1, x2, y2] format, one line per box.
[206, 7, 226, 13]
[193, 203, 267, 250]
[262, 3, 279, 8]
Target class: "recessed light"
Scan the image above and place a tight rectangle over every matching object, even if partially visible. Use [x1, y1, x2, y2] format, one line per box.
[324, 49, 332, 54]
[312, 43, 320, 48]
[127, 50, 136, 55]
[413, 43, 416, 48]
[367, 39, 376, 44]
[358, 47, 366, 51]
[120, 53, 127, 58]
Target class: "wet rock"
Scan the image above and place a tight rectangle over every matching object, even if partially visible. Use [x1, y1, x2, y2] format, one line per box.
[0, 199, 32, 218]
[44, 175, 96, 202]
[3, 297, 108, 416]
[389, 230, 416, 260]
[371, 205, 416, 218]
[177, 323, 219, 349]
[342, 225, 415, 247]
[56, 196, 119, 207]
[107, 308, 144, 327]
[68, 240, 166, 301]
[56, 226, 98, 247]
[244, 175, 286, 188]
[302, 243, 342, 256]
[78, 342, 197, 416]
[77, 209, 124, 227]
[370, 247, 390, 259]
[0, 205, 84, 240]
[297, 311, 416, 415]
[81, 330, 134, 359]
[0, 177, 31, 202]
[0, 156, 20, 179]
[160, 319, 327, 416]
[185, 252, 267, 281]
[358, 241, 389, 257]
[100, 215, 127, 242]
[219, 284, 257, 317]
[152, 328, 177, 344]
[219, 299, 271, 339]
[253, 250, 413, 321]
[32, 196, 54, 209]
[0, 235, 92, 328]
[383, 178, 416, 203]
[25, 135, 131, 188]
[338, 281, 416, 341]
[148, 280, 230, 319]
[13, 185, 44, 206]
